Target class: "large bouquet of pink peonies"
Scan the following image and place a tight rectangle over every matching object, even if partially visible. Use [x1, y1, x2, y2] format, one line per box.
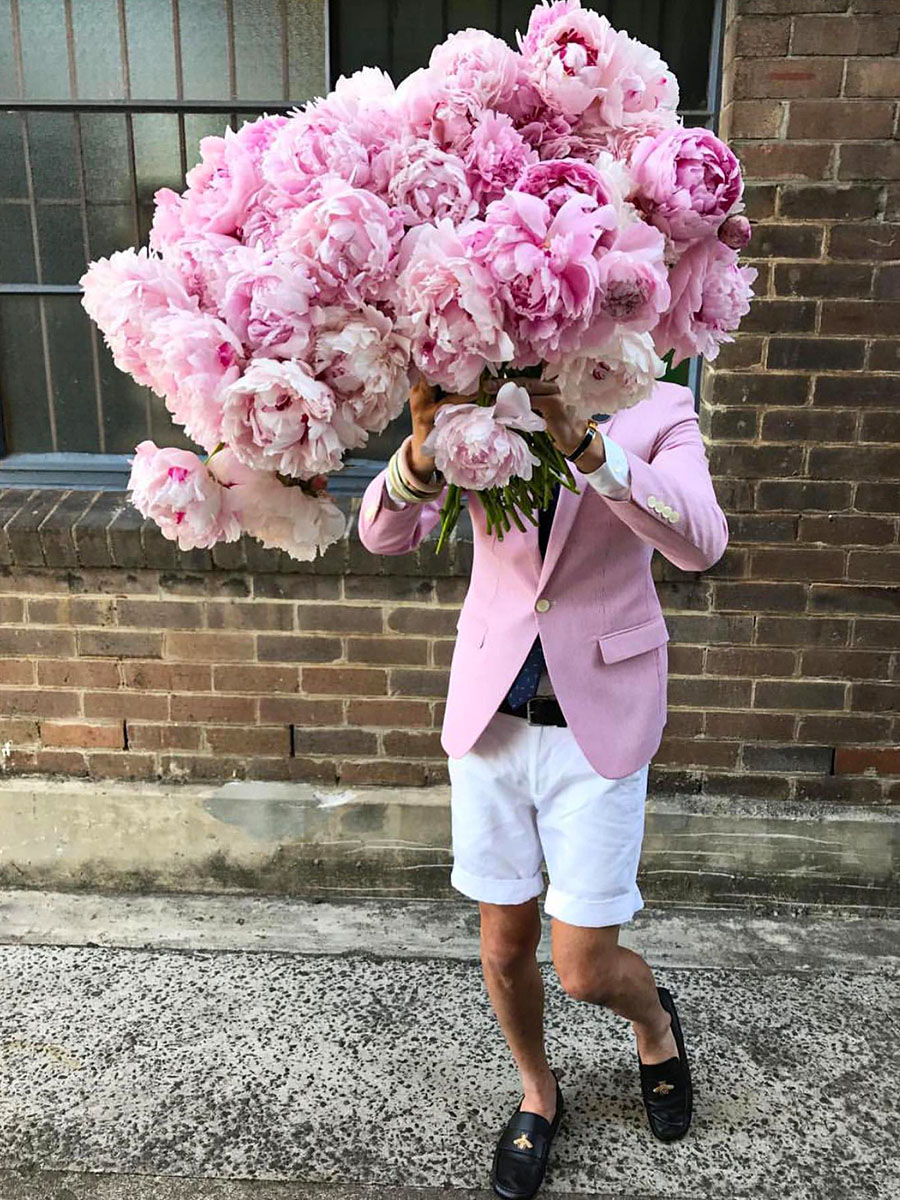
[80, 0, 755, 559]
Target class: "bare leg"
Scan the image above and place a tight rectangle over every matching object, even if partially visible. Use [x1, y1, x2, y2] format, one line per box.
[550, 920, 677, 1064]
[479, 899, 558, 1121]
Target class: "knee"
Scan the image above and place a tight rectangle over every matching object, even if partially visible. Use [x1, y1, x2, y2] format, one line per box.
[555, 953, 620, 1005]
[480, 909, 541, 984]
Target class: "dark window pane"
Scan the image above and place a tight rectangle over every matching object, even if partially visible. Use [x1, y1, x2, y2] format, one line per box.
[149, 395, 193, 451]
[233, 0, 283, 100]
[0, 0, 18, 99]
[0, 295, 53, 453]
[180, 0, 231, 101]
[36, 205, 87, 284]
[96, 336, 153, 454]
[661, 0, 717, 112]
[0, 113, 28, 199]
[19, 0, 71, 100]
[133, 112, 183, 202]
[286, 0, 327, 101]
[80, 114, 132, 205]
[183, 112, 231, 175]
[0, 204, 36, 281]
[71, 0, 125, 100]
[87, 203, 139, 262]
[45, 295, 101, 452]
[330, 0, 390, 82]
[125, 0, 178, 99]
[448, 1, 497, 35]
[27, 112, 79, 201]
[391, 0, 445, 83]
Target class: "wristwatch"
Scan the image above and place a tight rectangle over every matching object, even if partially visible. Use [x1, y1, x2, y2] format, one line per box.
[564, 418, 602, 464]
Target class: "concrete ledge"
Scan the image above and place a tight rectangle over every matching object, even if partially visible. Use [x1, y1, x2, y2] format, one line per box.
[0, 778, 896, 911]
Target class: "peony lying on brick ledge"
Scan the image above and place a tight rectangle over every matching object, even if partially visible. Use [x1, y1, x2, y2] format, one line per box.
[80, 0, 755, 560]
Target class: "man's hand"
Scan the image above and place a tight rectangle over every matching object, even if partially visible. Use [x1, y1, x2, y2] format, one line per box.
[408, 378, 475, 483]
[484, 376, 607, 469]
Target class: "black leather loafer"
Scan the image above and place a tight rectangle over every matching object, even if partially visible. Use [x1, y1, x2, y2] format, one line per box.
[490, 1073, 564, 1200]
[637, 986, 693, 1142]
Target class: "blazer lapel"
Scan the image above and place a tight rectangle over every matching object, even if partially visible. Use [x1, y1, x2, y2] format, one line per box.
[536, 410, 623, 592]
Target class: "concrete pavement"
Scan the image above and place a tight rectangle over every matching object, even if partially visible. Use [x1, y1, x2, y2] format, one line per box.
[0, 892, 897, 1200]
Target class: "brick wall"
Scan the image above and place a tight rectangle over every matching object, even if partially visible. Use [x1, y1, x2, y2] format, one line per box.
[0, 0, 897, 804]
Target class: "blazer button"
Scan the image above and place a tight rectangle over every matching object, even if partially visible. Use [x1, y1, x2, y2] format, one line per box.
[662, 504, 674, 520]
[671, 511, 680, 523]
[647, 494, 658, 509]
[535, 598, 551, 613]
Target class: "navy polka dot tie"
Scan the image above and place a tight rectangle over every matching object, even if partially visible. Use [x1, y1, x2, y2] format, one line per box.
[504, 481, 561, 711]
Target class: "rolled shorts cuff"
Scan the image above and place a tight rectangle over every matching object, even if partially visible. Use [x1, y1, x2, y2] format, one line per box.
[544, 883, 645, 928]
[450, 862, 545, 907]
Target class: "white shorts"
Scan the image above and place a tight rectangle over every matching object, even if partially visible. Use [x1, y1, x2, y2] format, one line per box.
[448, 710, 649, 928]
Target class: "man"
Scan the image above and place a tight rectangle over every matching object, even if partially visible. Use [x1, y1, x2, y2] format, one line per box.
[357, 376, 729, 1199]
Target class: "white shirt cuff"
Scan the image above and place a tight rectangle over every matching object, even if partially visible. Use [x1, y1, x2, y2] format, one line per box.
[581, 432, 631, 500]
[384, 474, 410, 509]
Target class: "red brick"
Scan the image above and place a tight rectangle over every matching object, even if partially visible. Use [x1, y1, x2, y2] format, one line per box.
[41, 721, 124, 749]
[126, 724, 202, 751]
[0, 718, 40, 745]
[844, 56, 900, 96]
[346, 699, 433, 728]
[834, 747, 900, 775]
[77, 630, 163, 659]
[0, 660, 36, 685]
[734, 56, 844, 98]
[773, 262, 873, 299]
[847, 551, 900, 583]
[655, 738, 742, 769]
[731, 140, 834, 181]
[808, 446, 899, 479]
[389, 668, 450, 698]
[706, 711, 796, 740]
[258, 697, 344, 724]
[791, 13, 900, 54]
[734, 15, 791, 55]
[37, 659, 120, 688]
[838, 144, 900, 181]
[27, 597, 116, 626]
[852, 620, 900, 648]
[34, 749, 87, 774]
[751, 548, 846, 582]
[756, 616, 849, 647]
[120, 662, 212, 692]
[799, 714, 892, 743]
[787, 98, 895, 139]
[868, 340, 900, 370]
[668, 677, 753, 708]
[302, 667, 387, 696]
[800, 515, 894, 546]
[296, 604, 383, 633]
[115, 600, 199, 628]
[338, 760, 430, 787]
[803, 649, 892, 679]
[767, 338, 864, 370]
[85, 752, 157, 780]
[207, 726, 289, 755]
[382, 730, 446, 757]
[257, 634, 342, 664]
[726, 98, 787, 138]
[850, 682, 898, 712]
[203, 601, 294, 631]
[754, 680, 846, 710]
[0, 597, 24, 622]
[708, 372, 810, 406]
[821, 301, 900, 336]
[164, 632, 255, 662]
[170, 695, 257, 723]
[814, 375, 896, 405]
[346, 636, 429, 666]
[84, 691, 169, 720]
[0, 689, 80, 718]
[213, 664, 300, 693]
[761, 409, 857, 442]
[830, 223, 900, 261]
[706, 647, 797, 676]
[778, 184, 882, 220]
[0, 627, 76, 657]
[294, 727, 377, 756]
[741, 0, 847, 10]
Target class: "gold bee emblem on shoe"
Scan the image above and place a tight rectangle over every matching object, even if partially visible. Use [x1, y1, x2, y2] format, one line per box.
[653, 1080, 675, 1096]
[513, 1133, 533, 1150]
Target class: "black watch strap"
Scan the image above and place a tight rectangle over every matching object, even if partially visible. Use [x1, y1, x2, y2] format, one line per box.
[565, 420, 599, 464]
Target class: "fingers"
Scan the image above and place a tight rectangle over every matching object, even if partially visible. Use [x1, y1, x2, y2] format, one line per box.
[409, 378, 436, 405]
[483, 376, 562, 399]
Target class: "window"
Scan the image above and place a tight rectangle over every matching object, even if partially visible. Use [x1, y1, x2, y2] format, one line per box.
[0, 0, 722, 488]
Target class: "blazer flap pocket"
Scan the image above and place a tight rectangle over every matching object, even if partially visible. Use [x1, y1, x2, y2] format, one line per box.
[597, 614, 669, 664]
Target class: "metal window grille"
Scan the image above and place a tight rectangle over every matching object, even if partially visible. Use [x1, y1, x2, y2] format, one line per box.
[0, 0, 722, 490]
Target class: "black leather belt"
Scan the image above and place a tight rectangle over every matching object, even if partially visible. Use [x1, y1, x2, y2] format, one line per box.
[498, 695, 568, 727]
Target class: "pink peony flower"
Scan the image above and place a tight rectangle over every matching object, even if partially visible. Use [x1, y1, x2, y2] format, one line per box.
[429, 28, 526, 116]
[221, 357, 350, 478]
[79, 248, 197, 391]
[520, 2, 678, 126]
[215, 244, 317, 358]
[464, 112, 539, 211]
[128, 441, 240, 550]
[630, 127, 743, 246]
[515, 158, 615, 216]
[239, 183, 299, 251]
[386, 140, 477, 226]
[277, 180, 405, 306]
[233, 113, 290, 162]
[154, 230, 242, 312]
[591, 216, 670, 335]
[395, 220, 515, 394]
[466, 191, 617, 363]
[423, 383, 545, 490]
[654, 238, 757, 364]
[180, 129, 262, 237]
[149, 188, 187, 251]
[209, 449, 347, 560]
[718, 213, 752, 251]
[547, 329, 665, 418]
[312, 305, 411, 435]
[152, 309, 244, 451]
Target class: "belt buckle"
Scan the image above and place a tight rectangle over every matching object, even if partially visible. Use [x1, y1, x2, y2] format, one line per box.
[526, 696, 564, 726]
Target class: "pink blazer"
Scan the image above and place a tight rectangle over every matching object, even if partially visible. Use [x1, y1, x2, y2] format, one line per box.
[357, 382, 729, 778]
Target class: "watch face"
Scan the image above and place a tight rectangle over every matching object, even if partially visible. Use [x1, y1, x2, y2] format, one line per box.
[591, 412, 612, 422]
